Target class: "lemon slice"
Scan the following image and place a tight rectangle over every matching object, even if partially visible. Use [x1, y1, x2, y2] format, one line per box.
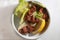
[32, 18, 45, 34]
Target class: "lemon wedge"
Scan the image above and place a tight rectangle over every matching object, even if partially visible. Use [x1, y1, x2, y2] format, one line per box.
[32, 18, 45, 34]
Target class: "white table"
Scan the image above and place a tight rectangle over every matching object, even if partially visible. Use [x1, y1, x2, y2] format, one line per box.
[0, 0, 60, 40]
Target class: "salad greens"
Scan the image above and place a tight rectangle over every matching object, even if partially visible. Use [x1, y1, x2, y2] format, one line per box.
[35, 12, 43, 19]
[14, 0, 28, 16]
[14, 0, 29, 25]
[33, 11, 43, 19]
[19, 8, 29, 25]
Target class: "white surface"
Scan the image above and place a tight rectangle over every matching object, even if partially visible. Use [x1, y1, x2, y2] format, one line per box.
[0, 0, 60, 40]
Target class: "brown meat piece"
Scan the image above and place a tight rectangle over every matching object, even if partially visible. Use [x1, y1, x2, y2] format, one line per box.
[28, 10, 33, 15]
[35, 18, 39, 23]
[26, 15, 31, 21]
[31, 16, 36, 23]
[27, 25, 35, 32]
[39, 8, 49, 21]
[25, 15, 40, 23]
[43, 14, 46, 19]
[19, 26, 28, 34]
[19, 29, 24, 34]
[28, 5, 36, 15]
[19, 25, 35, 34]
[39, 8, 43, 13]
[25, 5, 38, 23]
[31, 6, 36, 12]
[22, 26, 28, 33]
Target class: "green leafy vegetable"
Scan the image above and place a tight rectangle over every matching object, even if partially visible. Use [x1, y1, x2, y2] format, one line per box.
[36, 12, 43, 18]
[19, 8, 29, 25]
[33, 11, 43, 19]
[14, 0, 28, 16]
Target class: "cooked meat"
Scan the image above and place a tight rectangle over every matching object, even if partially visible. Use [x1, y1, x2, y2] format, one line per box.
[43, 14, 47, 19]
[39, 8, 49, 21]
[43, 8, 48, 14]
[25, 5, 38, 23]
[27, 25, 35, 32]
[28, 5, 36, 15]
[39, 8, 43, 13]
[31, 5, 36, 12]
[25, 15, 39, 23]
[31, 16, 36, 23]
[25, 15, 31, 21]
[43, 14, 49, 21]
[19, 25, 35, 34]
[22, 26, 28, 33]
[19, 26, 28, 34]
[19, 29, 24, 34]
[35, 18, 39, 23]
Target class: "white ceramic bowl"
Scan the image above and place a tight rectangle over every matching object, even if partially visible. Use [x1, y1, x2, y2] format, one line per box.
[12, 0, 50, 39]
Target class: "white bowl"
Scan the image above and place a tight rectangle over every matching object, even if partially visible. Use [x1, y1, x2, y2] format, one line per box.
[12, 0, 50, 39]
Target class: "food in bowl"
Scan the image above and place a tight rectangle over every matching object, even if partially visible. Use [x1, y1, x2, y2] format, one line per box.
[14, 0, 50, 36]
